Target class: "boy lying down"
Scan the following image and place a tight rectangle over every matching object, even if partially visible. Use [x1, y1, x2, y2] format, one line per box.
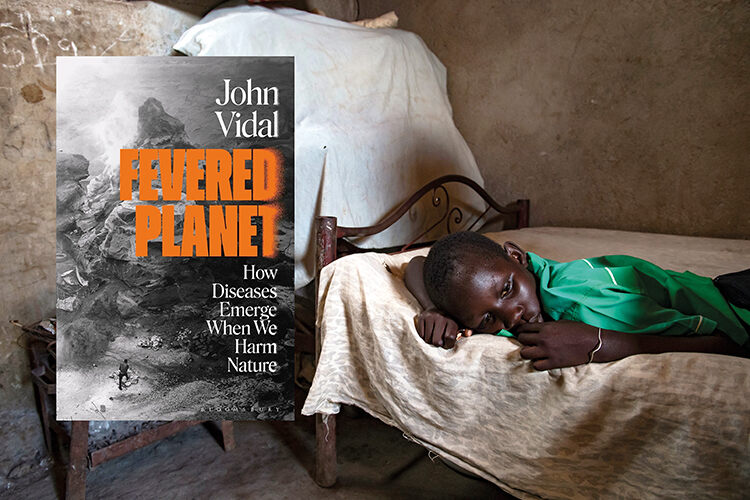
[405, 231, 750, 370]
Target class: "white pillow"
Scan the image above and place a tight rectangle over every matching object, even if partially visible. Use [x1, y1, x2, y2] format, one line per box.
[175, 5, 485, 287]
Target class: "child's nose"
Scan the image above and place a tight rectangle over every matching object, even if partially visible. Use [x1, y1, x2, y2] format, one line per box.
[504, 304, 524, 330]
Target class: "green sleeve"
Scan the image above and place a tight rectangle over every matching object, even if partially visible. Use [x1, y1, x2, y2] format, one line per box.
[569, 285, 717, 336]
[538, 259, 717, 336]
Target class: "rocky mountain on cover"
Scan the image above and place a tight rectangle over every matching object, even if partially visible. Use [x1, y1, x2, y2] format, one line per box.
[56, 98, 293, 421]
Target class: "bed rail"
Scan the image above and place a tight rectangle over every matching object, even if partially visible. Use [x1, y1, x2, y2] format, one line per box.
[318, 175, 529, 268]
[311, 174, 529, 487]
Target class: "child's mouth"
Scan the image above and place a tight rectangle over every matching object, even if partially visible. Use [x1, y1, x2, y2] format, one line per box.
[511, 313, 543, 332]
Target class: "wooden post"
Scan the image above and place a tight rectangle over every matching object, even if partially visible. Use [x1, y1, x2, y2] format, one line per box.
[314, 216, 338, 487]
[29, 340, 53, 455]
[38, 388, 52, 456]
[315, 413, 337, 487]
[89, 421, 204, 468]
[66, 420, 88, 500]
[516, 199, 530, 229]
[221, 421, 236, 451]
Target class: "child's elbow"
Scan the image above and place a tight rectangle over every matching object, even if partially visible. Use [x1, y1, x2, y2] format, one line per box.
[404, 256, 425, 289]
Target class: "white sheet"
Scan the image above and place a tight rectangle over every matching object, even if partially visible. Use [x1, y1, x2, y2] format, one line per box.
[174, 4, 485, 287]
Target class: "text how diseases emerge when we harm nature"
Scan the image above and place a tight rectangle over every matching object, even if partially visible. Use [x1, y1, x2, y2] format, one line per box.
[209, 264, 282, 373]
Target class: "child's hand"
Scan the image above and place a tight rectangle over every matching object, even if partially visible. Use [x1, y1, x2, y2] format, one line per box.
[416, 308, 467, 349]
[516, 320, 602, 370]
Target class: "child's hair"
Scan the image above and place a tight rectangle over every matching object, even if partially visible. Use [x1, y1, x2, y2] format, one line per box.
[423, 231, 507, 312]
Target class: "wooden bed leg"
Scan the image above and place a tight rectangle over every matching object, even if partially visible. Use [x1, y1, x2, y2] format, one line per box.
[314, 216, 338, 487]
[37, 384, 53, 455]
[516, 199, 530, 229]
[315, 216, 338, 270]
[315, 413, 337, 487]
[220, 421, 236, 451]
[66, 420, 88, 500]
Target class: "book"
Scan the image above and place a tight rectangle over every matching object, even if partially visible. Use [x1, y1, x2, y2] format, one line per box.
[56, 56, 294, 420]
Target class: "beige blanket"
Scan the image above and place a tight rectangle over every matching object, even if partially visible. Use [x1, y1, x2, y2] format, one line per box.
[302, 227, 750, 499]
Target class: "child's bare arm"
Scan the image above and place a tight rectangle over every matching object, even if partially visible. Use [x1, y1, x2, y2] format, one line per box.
[405, 256, 464, 348]
[404, 256, 433, 310]
[516, 321, 749, 370]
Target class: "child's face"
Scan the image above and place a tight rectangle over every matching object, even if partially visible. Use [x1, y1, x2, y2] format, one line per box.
[446, 242, 542, 334]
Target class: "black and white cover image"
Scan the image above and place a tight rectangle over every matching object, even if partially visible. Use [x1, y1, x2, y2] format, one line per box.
[56, 57, 294, 420]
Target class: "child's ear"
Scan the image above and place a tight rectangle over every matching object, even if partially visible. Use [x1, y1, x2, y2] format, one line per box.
[503, 241, 528, 266]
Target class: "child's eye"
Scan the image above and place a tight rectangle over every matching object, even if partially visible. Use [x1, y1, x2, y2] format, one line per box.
[479, 313, 494, 330]
[500, 280, 512, 298]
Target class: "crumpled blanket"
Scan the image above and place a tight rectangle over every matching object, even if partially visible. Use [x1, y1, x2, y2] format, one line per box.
[303, 227, 750, 499]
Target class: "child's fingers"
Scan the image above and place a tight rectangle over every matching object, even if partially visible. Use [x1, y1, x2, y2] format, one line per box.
[516, 322, 542, 333]
[437, 323, 450, 347]
[532, 359, 553, 371]
[418, 317, 425, 338]
[426, 320, 436, 345]
[519, 346, 544, 360]
[429, 321, 443, 347]
[437, 323, 448, 347]
[443, 329, 458, 349]
[516, 333, 539, 345]
[422, 318, 434, 343]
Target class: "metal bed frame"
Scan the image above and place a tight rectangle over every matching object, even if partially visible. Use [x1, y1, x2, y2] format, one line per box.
[308, 174, 530, 486]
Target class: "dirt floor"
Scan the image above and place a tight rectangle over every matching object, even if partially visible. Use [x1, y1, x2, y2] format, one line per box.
[3, 389, 511, 499]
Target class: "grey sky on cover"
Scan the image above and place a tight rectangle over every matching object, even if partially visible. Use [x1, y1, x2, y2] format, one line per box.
[57, 56, 294, 176]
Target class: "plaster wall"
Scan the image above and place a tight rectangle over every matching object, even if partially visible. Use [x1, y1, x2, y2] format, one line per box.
[360, 0, 750, 238]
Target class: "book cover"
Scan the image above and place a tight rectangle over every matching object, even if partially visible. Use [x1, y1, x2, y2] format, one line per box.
[56, 56, 294, 420]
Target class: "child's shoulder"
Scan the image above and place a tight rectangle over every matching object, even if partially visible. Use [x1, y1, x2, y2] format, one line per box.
[539, 254, 662, 291]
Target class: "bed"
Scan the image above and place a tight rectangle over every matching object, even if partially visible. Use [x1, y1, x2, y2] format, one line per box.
[301, 176, 750, 499]
[171, 6, 750, 496]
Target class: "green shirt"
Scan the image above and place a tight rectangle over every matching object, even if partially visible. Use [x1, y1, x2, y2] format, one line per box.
[496, 252, 749, 347]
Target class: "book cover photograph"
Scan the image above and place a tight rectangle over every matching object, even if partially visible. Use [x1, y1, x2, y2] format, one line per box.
[55, 56, 294, 421]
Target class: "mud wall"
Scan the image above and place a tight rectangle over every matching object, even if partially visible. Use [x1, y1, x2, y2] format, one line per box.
[360, 0, 750, 238]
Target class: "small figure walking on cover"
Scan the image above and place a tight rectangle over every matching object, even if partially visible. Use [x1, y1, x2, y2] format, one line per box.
[118, 359, 130, 390]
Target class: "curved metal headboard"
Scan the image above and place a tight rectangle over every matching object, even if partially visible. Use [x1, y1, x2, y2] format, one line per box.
[315, 174, 530, 271]
[307, 175, 530, 477]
